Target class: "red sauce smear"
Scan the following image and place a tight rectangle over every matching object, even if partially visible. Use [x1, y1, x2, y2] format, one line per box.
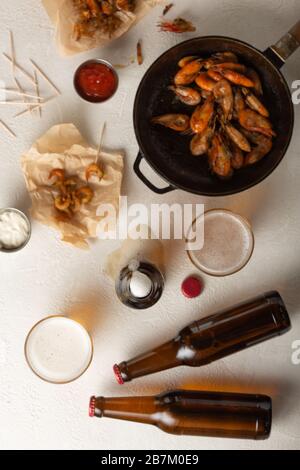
[75, 62, 117, 102]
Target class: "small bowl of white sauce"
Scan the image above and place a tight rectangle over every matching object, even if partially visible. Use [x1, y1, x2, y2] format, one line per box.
[0, 208, 31, 253]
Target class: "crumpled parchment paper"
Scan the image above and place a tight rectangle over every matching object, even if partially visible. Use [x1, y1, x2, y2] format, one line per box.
[21, 123, 124, 250]
[42, 0, 163, 55]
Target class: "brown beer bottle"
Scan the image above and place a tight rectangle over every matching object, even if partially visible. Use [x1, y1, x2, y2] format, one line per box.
[89, 390, 272, 440]
[114, 291, 291, 383]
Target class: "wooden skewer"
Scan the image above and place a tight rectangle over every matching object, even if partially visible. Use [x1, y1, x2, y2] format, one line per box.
[9, 30, 16, 75]
[34, 71, 42, 118]
[14, 95, 56, 118]
[0, 101, 42, 105]
[96, 122, 106, 163]
[3, 53, 35, 84]
[14, 104, 40, 117]
[14, 78, 32, 114]
[0, 88, 44, 100]
[0, 119, 16, 138]
[30, 59, 61, 96]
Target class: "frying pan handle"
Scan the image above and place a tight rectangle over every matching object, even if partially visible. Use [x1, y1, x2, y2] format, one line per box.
[264, 20, 300, 68]
[134, 152, 175, 194]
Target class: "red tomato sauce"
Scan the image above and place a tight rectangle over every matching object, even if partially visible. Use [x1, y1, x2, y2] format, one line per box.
[75, 62, 118, 102]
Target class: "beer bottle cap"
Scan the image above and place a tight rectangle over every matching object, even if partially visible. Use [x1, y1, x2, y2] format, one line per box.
[113, 364, 124, 385]
[89, 396, 96, 417]
[181, 276, 203, 298]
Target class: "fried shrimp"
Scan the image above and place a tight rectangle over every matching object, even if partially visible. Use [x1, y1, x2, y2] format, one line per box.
[85, 163, 104, 181]
[150, 49, 275, 178]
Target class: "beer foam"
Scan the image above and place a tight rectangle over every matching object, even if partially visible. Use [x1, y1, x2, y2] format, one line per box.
[188, 210, 254, 276]
[25, 316, 93, 383]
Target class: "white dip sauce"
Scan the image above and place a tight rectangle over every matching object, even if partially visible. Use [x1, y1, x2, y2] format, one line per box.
[0, 210, 30, 250]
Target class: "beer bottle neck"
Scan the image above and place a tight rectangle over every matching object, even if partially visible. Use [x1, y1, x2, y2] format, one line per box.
[91, 396, 158, 425]
[114, 339, 181, 383]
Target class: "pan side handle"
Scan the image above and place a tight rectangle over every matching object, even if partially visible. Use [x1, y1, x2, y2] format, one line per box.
[134, 152, 175, 194]
[264, 20, 300, 68]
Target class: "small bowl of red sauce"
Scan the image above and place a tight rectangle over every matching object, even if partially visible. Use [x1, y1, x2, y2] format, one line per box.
[74, 59, 119, 103]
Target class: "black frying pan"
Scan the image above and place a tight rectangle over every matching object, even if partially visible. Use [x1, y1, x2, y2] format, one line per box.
[133, 21, 300, 196]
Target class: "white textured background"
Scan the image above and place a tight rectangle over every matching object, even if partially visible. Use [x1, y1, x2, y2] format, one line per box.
[0, 0, 300, 450]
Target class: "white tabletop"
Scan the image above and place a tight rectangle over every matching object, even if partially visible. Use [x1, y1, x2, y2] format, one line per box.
[0, 0, 300, 450]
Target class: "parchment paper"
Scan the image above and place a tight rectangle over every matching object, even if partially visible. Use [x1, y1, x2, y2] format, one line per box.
[21, 123, 124, 250]
[42, 0, 163, 55]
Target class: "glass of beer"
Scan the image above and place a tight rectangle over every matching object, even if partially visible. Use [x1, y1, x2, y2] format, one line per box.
[186, 209, 254, 277]
[24, 316, 93, 384]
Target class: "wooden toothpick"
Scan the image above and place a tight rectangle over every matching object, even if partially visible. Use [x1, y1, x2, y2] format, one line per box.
[0, 88, 44, 100]
[0, 101, 42, 106]
[30, 59, 61, 96]
[96, 122, 106, 163]
[0, 119, 16, 138]
[14, 78, 32, 114]
[9, 30, 16, 75]
[34, 71, 42, 118]
[3, 53, 35, 84]
[14, 95, 56, 118]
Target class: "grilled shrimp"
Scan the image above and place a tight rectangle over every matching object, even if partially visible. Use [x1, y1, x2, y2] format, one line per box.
[246, 68, 263, 95]
[244, 134, 273, 165]
[207, 69, 223, 81]
[190, 95, 214, 134]
[158, 18, 196, 33]
[190, 125, 214, 156]
[169, 85, 201, 106]
[156, 49, 275, 176]
[241, 87, 269, 117]
[174, 59, 202, 85]
[116, 0, 136, 12]
[152, 114, 190, 132]
[213, 79, 233, 121]
[64, 177, 78, 188]
[54, 194, 71, 212]
[49, 167, 96, 220]
[85, 163, 104, 182]
[204, 52, 238, 69]
[101, 1, 116, 15]
[239, 109, 276, 137]
[70, 191, 82, 213]
[178, 56, 199, 68]
[203, 58, 219, 69]
[49, 168, 65, 183]
[230, 143, 244, 169]
[213, 62, 247, 73]
[75, 186, 94, 204]
[219, 69, 254, 87]
[208, 133, 232, 178]
[86, 0, 101, 15]
[225, 123, 251, 152]
[58, 177, 79, 195]
[200, 89, 213, 100]
[212, 52, 239, 63]
[195, 72, 217, 91]
[234, 88, 246, 115]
